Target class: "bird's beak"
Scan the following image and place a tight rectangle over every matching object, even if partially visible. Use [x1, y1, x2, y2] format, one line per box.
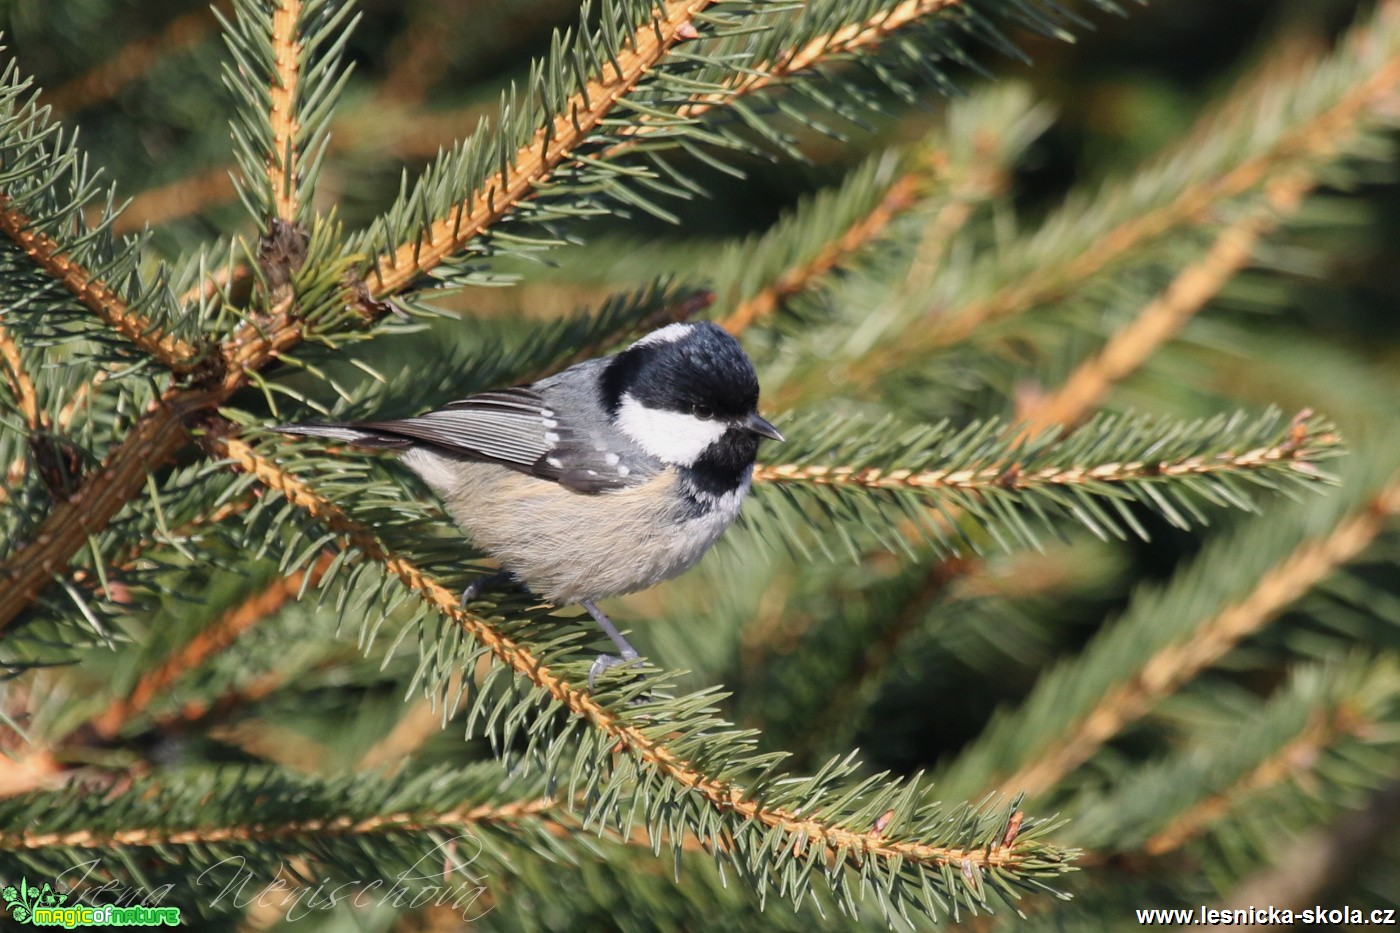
[745, 412, 784, 442]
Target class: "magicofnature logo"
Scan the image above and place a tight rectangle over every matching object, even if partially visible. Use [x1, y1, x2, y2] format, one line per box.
[2, 877, 180, 927]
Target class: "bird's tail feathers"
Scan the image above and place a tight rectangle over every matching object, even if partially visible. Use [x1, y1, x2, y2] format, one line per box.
[274, 422, 413, 449]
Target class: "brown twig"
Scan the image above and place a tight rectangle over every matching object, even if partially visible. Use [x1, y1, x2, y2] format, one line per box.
[751, 428, 1335, 493]
[0, 319, 45, 505]
[42, 4, 226, 115]
[0, 390, 200, 630]
[0, 797, 562, 850]
[849, 20, 1400, 378]
[997, 479, 1400, 799]
[365, 0, 715, 298]
[207, 428, 1055, 874]
[110, 168, 239, 237]
[268, 0, 304, 222]
[0, 319, 43, 433]
[1142, 706, 1368, 856]
[720, 173, 922, 335]
[1017, 174, 1317, 438]
[112, 0, 943, 236]
[0, 299, 301, 633]
[1180, 779, 1400, 931]
[607, 0, 964, 158]
[90, 552, 333, 738]
[0, 197, 200, 372]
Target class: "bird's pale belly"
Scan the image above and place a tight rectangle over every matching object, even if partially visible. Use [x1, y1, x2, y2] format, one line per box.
[412, 453, 747, 604]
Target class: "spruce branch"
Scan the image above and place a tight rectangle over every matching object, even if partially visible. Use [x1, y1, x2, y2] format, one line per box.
[0, 291, 303, 633]
[747, 409, 1340, 560]
[683, 0, 961, 118]
[42, 3, 225, 116]
[0, 57, 206, 372]
[267, 0, 306, 223]
[1018, 171, 1317, 438]
[202, 427, 1073, 917]
[1, 800, 564, 850]
[754, 426, 1331, 494]
[0, 319, 41, 433]
[732, 408, 1339, 721]
[934, 460, 1400, 804]
[839, 0, 1400, 386]
[0, 390, 200, 633]
[364, 0, 717, 298]
[1003, 485, 1400, 799]
[0, 197, 198, 372]
[1069, 659, 1399, 861]
[221, 0, 357, 224]
[721, 170, 921, 334]
[89, 552, 333, 739]
[0, 766, 565, 852]
[606, 0, 962, 156]
[742, 163, 1311, 721]
[706, 86, 1037, 342]
[110, 97, 501, 235]
[1139, 710, 1363, 857]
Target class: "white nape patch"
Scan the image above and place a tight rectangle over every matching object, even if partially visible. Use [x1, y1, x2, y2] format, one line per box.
[616, 393, 726, 466]
[630, 322, 695, 349]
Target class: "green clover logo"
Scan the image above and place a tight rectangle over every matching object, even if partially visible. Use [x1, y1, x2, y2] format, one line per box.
[3, 877, 38, 922]
[2, 878, 65, 922]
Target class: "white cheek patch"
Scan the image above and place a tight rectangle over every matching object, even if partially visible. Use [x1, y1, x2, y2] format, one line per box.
[616, 394, 727, 466]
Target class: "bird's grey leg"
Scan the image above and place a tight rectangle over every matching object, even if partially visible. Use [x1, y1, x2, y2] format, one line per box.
[460, 570, 515, 605]
[582, 599, 642, 689]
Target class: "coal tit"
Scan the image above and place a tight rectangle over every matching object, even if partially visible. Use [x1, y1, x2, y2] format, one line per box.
[277, 321, 783, 685]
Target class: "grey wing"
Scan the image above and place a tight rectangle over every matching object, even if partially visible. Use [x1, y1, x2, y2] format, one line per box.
[362, 388, 651, 494]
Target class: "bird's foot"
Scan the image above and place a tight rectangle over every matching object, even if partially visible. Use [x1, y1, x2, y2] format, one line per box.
[460, 570, 515, 606]
[580, 599, 648, 699]
[587, 650, 643, 691]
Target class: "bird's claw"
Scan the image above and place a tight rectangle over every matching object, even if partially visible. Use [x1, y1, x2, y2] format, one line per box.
[460, 571, 513, 606]
[588, 652, 643, 692]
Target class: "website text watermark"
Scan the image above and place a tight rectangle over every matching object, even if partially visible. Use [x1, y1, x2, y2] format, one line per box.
[1137, 906, 1398, 926]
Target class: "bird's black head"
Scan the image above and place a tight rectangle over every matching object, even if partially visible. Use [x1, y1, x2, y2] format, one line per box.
[601, 322, 782, 491]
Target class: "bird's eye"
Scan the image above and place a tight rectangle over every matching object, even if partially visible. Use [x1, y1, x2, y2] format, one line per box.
[692, 403, 714, 420]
